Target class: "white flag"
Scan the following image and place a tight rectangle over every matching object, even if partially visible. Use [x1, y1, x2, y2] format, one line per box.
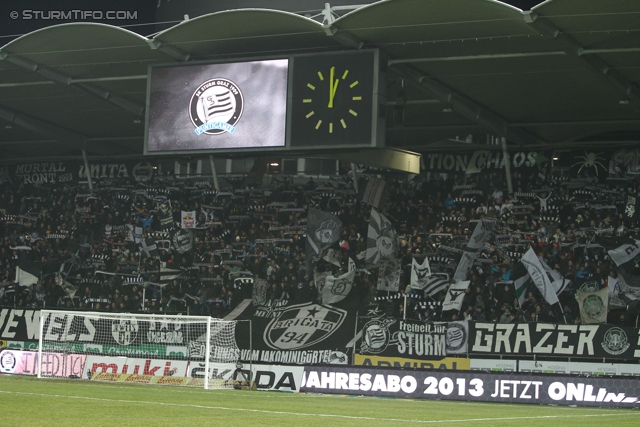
[551, 278, 571, 296]
[608, 276, 620, 299]
[538, 256, 562, 282]
[376, 258, 401, 292]
[348, 258, 356, 272]
[521, 248, 559, 305]
[323, 248, 342, 267]
[410, 257, 431, 290]
[181, 211, 196, 229]
[442, 280, 470, 312]
[453, 219, 496, 282]
[607, 240, 640, 267]
[577, 288, 609, 324]
[513, 276, 530, 307]
[423, 274, 450, 297]
[320, 270, 355, 305]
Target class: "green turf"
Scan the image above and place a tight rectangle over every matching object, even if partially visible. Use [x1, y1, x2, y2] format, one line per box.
[1, 375, 639, 427]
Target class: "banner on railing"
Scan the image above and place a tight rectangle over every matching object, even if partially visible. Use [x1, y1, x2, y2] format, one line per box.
[357, 319, 468, 358]
[469, 322, 640, 359]
[0, 350, 86, 377]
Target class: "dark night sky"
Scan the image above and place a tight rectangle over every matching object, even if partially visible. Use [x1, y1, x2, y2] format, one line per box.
[0, 0, 545, 42]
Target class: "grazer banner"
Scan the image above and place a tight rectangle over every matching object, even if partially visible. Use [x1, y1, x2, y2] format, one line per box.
[469, 322, 640, 360]
[300, 366, 640, 408]
[357, 319, 468, 359]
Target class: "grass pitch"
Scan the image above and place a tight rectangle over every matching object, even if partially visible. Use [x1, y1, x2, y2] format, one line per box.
[1, 375, 639, 427]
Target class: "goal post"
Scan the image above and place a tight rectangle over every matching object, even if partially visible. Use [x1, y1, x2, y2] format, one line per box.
[37, 310, 251, 390]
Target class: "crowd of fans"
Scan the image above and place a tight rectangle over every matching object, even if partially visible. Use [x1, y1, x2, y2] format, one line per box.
[0, 158, 638, 328]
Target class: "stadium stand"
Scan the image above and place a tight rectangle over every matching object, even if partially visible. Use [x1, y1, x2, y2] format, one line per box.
[0, 162, 637, 328]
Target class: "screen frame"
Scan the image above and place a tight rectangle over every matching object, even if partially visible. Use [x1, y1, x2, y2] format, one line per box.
[143, 49, 383, 156]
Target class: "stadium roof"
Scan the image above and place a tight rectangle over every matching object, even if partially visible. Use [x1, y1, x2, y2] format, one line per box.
[0, 0, 638, 162]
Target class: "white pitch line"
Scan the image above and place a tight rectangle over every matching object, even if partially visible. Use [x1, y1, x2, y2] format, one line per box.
[0, 390, 638, 424]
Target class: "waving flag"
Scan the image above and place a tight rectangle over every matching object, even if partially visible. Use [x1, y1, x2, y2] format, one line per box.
[577, 288, 609, 324]
[422, 273, 450, 296]
[510, 263, 532, 307]
[306, 208, 343, 272]
[140, 237, 159, 258]
[442, 281, 470, 312]
[361, 178, 388, 208]
[15, 253, 41, 287]
[521, 248, 559, 305]
[366, 207, 398, 265]
[181, 210, 196, 229]
[538, 255, 571, 295]
[55, 273, 78, 299]
[605, 239, 640, 288]
[453, 219, 496, 282]
[410, 256, 432, 290]
[320, 270, 355, 305]
[376, 258, 401, 292]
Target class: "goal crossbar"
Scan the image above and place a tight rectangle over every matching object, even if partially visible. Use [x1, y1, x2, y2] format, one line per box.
[37, 310, 251, 390]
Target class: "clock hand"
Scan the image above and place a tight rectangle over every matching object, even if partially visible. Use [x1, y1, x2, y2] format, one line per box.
[328, 66, 340, 108]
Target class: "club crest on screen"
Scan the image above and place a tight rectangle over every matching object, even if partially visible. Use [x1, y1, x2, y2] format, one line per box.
[189, 78, 244, 136]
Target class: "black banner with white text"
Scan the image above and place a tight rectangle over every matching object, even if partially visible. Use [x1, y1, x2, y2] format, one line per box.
[469, 322, 640, 359]
[301, 366, 640, 408]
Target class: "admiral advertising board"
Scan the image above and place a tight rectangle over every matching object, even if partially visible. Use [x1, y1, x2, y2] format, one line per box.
[300, 366, 640, 408]
[145, 50, 383, 154]
[354, 355, 470, 370]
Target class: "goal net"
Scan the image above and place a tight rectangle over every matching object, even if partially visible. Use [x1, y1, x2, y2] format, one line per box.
[37, 310, 251, 390]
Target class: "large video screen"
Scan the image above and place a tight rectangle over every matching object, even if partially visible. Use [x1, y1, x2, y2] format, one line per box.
[145, 59, 289, 153]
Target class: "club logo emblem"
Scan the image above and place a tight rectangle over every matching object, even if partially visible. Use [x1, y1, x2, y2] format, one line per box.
[601, 327, 630, 355]
[264, 303, 346, 350]
[582, 294, 606, 321]
[0, 351, 17, 373]
[360, 319, 393, 354]
[111, 319, 138, 346]
[189, 78, 243, 135]
[445, 322, 467, 352]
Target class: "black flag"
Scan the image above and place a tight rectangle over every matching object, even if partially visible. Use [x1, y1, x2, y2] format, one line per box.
[305, 208, 342, 272]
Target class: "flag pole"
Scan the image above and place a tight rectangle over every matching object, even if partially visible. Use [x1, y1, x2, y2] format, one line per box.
[403, 294, 407, 321]
[352, 311, 359, 366]
[559, 302, 568, 324]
